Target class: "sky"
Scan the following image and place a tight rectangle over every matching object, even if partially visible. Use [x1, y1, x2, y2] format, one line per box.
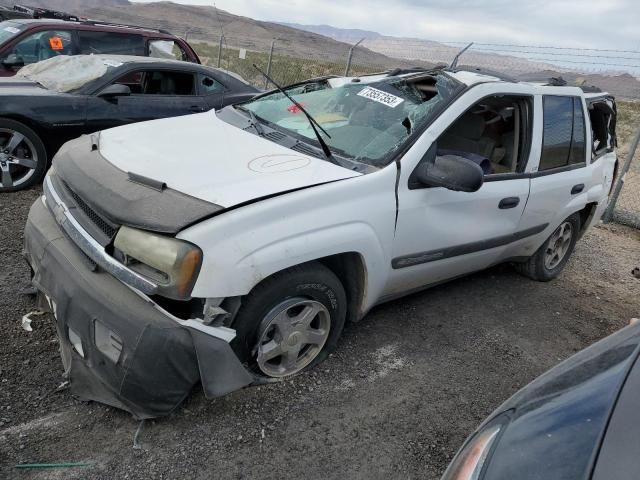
[130, 0, 640, 51]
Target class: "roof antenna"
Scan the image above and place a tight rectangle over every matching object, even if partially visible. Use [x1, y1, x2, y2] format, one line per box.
[450, 42, 474, 69]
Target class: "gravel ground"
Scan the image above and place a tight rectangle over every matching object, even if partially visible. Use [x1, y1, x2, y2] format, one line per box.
[1, 188, 639, 480]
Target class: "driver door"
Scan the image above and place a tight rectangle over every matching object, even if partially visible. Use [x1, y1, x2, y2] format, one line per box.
[384, 89, 537, 297]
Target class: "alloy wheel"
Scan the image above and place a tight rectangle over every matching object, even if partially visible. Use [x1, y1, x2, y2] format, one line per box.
[0, 128, 38, 190]
[256, 297, 331, 377]
[544, 221, 573, 270]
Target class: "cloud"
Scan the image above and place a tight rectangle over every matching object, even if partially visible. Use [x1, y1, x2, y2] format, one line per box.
[131, 0, 640, 50]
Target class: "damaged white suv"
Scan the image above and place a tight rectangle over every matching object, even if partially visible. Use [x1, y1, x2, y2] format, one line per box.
[24, 67, 618, 417]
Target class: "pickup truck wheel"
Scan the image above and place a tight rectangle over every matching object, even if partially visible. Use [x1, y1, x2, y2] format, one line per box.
[0, 119, 47, 192]
[515, 212, 581, 282]
[232, 262, 347, 378]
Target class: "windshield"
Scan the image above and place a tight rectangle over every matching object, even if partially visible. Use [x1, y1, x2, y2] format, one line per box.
[0, 21, 23, 44]
[242, 72, 461, 167]
[15, 55, 123, 93]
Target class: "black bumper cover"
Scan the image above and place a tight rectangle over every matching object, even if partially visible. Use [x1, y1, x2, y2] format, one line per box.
[23, 198, 253, 419]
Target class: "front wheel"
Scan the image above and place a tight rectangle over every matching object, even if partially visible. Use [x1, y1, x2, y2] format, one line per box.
[0, 119, 47, 192]
[514, 212, 581, 281]
[232, 262, 347, 378]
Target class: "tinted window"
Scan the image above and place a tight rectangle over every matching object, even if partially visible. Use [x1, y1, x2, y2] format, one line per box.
[6, 30, 73, 65]
[199, 74, 223, 95]
[540, 96, 573, 171]
[570, 97, 586, 164]
[78, 31, 145, 56]
[114, 70, 195, 95]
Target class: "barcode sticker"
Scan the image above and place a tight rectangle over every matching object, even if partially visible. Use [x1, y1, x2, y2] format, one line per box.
[357, 86, 404, 108]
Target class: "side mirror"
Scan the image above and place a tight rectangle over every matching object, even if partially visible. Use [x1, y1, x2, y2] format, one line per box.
[414, 144, 484, 192]
[2, 54, 25, 69]
[98, 83, 131, 100]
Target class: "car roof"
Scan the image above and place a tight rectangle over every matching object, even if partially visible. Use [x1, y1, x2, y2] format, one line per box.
[78, 54, 196, 68]
[4, 18, 176, 37]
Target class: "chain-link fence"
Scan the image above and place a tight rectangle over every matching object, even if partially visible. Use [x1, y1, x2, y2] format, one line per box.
[188, 35, 640, 228]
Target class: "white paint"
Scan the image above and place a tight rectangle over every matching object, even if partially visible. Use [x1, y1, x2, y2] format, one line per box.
[95, 77, 613, 312]
[98, 111, 361, 207]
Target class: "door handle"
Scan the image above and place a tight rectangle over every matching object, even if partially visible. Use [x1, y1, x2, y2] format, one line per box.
[189, 105, 205, 112]
[499, 197, 520, 209]
[571, 184, 585, 195]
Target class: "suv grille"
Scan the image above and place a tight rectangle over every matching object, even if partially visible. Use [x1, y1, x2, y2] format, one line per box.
[63, 182, 117, 239]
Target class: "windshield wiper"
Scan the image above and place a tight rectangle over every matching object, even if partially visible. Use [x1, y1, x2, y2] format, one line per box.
[252, 64, 337, 164]
[236, 105, 265, 137]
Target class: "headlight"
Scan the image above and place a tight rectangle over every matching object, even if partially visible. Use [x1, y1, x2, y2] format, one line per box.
[114, 226, 202, 300]
[441, 414, 509, 480]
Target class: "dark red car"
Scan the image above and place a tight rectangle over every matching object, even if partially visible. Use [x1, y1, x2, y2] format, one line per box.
[0, 18, 200, 76]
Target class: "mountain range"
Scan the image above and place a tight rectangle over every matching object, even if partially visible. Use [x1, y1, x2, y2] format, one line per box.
[5, 1, 640, 98]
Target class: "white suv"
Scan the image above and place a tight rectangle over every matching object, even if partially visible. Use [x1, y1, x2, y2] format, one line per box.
[24, 68, 618, 417]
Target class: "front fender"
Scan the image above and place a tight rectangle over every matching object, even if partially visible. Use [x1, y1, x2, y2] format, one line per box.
[178, 167, 398, 310]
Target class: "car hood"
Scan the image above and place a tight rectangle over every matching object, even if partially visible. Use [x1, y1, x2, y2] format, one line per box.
[98, 110, 361, 207]
[479, 323, 640, 480]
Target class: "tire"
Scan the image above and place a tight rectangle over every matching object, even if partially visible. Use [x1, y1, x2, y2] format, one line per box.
[0, 119, 48, 193]
[232, 262, 347, 378]
[515, 212, 581, 282]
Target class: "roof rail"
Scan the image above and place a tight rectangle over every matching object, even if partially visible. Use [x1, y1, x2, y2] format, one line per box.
[449, 65, 520, 83]
[13, 4, 81, 21]
[78, 20, 171, 35]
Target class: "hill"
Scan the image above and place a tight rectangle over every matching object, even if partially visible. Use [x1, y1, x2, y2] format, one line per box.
[16, 0, 412, 69]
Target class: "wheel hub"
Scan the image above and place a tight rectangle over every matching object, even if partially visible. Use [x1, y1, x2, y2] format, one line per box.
[544, 221, 573, 270]
[0, 128, 38, 189]
[256, 297, 331, 378]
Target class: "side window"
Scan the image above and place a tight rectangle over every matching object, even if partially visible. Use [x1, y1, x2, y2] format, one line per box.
[78, 31, 145, 56]
[149, 40, 188, 61]
[436, 95, 533, 176]
[588, 99, 616, 158]
[6, 30, 73, 65]
[540, 95, 586, 171]
[570, 98, 586, 164]
[113, 70, 196, 96]
[199, 74, 224, 95]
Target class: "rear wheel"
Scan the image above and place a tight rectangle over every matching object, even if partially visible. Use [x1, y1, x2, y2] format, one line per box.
[232, 262, 347, 378]
[0, 119, 47, 193]
[515, 213, 581, 281]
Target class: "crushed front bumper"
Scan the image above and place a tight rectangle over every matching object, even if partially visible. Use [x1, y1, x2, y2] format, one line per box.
[23, 197, 254, 419]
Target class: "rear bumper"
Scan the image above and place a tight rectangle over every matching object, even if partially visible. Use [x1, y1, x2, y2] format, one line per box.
[23, 197, 253, 419]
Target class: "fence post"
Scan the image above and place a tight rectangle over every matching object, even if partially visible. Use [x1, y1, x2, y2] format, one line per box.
[344, 38, 364, 77]
[265, 39, 276, 89]
[603, 125, 640, 222]
[216, 34, 224, 68]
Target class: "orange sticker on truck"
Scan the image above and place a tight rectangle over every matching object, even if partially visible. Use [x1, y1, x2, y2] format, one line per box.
[48, 37, 64, 50]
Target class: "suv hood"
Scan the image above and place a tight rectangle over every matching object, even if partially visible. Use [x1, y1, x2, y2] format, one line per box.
[99, 110, 361, 207]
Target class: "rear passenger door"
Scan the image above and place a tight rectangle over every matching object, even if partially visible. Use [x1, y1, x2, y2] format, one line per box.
[515, 95, 591, 252]
[86, 68, 208, 131]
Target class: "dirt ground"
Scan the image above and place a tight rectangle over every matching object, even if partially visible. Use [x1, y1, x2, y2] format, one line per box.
[1, 188, 639, 480]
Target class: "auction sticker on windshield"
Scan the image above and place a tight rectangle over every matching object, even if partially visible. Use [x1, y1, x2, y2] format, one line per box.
[357, 86, 404, 108]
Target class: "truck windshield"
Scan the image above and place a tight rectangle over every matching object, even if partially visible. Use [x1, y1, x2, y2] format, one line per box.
[0, 21, 24, 44]
[241, 72, 461, 167]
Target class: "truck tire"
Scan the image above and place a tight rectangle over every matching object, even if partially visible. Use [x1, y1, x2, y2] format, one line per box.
[515, 212, 581, 282]
[0, 119, 47, 192]
[232, 262, 347, 378]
